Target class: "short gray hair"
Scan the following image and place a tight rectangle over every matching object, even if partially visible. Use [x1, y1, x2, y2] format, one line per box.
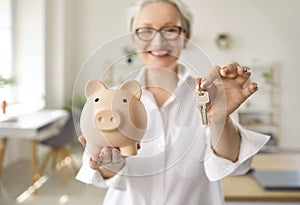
[127, 0, 194, 35]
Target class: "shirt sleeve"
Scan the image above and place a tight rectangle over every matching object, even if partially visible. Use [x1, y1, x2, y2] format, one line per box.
[75, 151, 126, 190]
[203, 114, 270, 182]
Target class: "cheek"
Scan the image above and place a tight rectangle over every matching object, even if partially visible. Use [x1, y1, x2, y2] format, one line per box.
[133, 36, 149, 52]
[137, 52, 146, 60]
[168, 40, 184, 57]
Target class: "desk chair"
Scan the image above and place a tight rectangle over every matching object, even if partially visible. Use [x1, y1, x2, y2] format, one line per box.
[38, 116, 79, 185]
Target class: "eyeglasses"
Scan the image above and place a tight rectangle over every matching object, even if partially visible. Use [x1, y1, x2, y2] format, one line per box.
[135, 26, 184, 42]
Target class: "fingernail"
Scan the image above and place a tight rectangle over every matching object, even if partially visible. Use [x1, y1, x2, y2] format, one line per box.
[91, 156, 97, 162]
[112, 149, 119, 156]
[252, 83, 258, 90]
[101, 147, 110, 156]
[221, 67, 229, 75]
[103, 150, 110, 156]
[200, 80, 209, 89]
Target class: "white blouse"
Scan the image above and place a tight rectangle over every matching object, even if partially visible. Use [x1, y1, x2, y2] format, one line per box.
[76, 65, 270, 205]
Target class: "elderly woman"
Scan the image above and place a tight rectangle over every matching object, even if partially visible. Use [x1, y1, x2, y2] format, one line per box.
[76, 0, 269, 204]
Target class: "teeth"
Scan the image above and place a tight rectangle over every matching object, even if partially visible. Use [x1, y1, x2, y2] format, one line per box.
[151, 51, 168, 56]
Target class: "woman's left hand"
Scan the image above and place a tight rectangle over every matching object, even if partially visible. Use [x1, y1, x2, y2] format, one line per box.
[196, 62, 258, 122]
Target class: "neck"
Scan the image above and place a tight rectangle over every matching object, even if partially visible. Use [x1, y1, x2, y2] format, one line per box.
[145, 65, 179, 108]
[145, 65, 178, 93]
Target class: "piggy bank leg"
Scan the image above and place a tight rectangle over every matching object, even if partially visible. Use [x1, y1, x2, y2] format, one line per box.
[120, 143, 138, 156]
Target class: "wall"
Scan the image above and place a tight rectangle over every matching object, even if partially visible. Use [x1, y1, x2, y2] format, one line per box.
[44, 0, 66, 109]
[61, 0, 300, 150]
[185, 0, 300, 150]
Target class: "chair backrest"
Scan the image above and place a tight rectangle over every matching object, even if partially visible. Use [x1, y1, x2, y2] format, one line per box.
[40, 116, 76, 148]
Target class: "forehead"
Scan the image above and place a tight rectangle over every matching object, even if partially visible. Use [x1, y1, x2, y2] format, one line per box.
[134, 2, 181, 28]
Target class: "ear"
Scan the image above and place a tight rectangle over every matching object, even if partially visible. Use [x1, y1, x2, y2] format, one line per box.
[120, 80, 142, 100]
[183, 32, 190, 49]
[85, 79, 107, 98]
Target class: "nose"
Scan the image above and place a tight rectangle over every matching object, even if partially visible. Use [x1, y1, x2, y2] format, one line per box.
[151, 31, 165, 46]
[95, 110, 121, 131]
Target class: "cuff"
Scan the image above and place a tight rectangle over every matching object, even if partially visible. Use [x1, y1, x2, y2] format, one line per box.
[204, 123, 270, 181]
[75, 151, 126, 190]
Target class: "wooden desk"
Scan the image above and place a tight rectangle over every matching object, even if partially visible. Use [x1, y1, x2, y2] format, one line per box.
[222, 152, 300, 202]
[0, 109, 69, 183]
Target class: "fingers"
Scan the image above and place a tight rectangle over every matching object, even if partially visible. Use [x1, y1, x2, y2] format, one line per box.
[101, 147, 112, 164]
[236, 65, 251, 85]
[89, 147, 124, 171]
[111, 148, 123, 164]
[195, 78, 202, 90]
[99, 147, 123, 165]
[237, 66, 251, 78]
[220, 63, 251, 78]
[219, 62, 240, 79]
[217, 62, 252, 86]
[198, 63, 241, 90]
[199, 62, 252, 89]
[243, 82, 258, 98]
[89, 157, 100, 170]
[200, 65, 221, 89]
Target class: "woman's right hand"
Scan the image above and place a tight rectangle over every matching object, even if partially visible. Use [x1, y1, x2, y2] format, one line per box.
[78, 136, 126, 178]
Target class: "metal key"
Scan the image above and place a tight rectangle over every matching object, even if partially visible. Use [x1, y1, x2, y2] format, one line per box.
[194, 90, 210, 125]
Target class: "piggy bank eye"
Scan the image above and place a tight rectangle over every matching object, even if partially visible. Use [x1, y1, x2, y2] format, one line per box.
[122, 98, 128, 103]
[95, 98, 99, 102]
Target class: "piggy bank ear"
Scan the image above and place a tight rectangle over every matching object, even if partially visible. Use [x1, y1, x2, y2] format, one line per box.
[85, 79, 107, 98]
[120, 80, 142, 100]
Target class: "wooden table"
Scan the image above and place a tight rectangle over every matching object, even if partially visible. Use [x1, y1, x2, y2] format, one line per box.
[0, 109, 69, 184]
[222, 152, 300, 202]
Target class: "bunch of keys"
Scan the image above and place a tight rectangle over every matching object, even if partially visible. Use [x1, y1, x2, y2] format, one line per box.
[194, 89, 210, 125]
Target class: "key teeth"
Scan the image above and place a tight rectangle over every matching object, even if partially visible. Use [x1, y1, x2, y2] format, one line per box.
[194, 90, 209, 125]
[200, 105, 208, 125]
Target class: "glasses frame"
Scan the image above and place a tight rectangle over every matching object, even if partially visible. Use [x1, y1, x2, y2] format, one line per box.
[135, 26, 184, 42]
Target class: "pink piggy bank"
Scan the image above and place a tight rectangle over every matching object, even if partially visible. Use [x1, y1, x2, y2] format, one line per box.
[80, 79, 147, 157]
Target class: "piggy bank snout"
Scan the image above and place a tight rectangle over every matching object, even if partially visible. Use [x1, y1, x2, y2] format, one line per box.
[95, 110, 121, 131]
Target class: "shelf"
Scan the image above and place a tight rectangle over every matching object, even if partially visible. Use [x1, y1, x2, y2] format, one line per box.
[239, 61, 281, 149]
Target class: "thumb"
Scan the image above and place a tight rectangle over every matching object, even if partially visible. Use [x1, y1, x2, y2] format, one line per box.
[201, 65, 221, 89]
[195, 77, 202, 90]
[78, 135, 86, 145]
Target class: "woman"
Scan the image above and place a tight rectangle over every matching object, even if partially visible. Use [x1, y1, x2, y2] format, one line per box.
[76, 0, 269, 204]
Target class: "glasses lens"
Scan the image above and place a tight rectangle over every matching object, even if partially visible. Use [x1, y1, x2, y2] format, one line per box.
[161, 27, 181, 40]
[136, 28, 156, 41]
[135, 26, 182, 41]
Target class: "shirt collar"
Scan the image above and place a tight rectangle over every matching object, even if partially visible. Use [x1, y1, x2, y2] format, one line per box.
[135, 64, 192, 107]
[135, 64, 191, 89]
[177, 64, 191, 89]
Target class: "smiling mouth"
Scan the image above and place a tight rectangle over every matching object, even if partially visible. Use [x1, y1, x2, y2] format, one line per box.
[149, 50, 170, 57]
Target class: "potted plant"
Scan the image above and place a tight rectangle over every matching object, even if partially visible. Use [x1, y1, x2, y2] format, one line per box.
[0, 75, 16, 114]
[0, 75, 15, 88]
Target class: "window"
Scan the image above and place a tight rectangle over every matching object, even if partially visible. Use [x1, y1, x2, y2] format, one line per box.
[0, 0, 13, 104]
[1, 0, 45, 113]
